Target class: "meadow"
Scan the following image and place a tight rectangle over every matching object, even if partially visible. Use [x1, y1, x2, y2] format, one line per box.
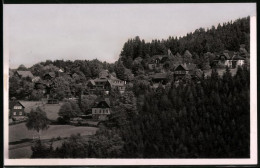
[9, 123, 98, 158]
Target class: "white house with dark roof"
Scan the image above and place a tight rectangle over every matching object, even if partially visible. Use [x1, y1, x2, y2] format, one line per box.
[9, 100, 27, 121]
[214, 50, 246, 68]
[91, 97, 111, 120]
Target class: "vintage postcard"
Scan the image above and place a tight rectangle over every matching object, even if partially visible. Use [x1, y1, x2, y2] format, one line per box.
[3, 3, 257, 166]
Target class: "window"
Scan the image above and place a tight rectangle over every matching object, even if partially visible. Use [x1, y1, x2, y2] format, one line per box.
[14, 106, 22, 109]
[13, 112, 16, 116]
[19, 112, 23, 116]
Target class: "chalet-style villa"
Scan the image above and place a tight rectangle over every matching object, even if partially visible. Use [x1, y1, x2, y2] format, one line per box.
[232, 55, 246, 66]
[91, 97, 111, 121]
[87, 70, 126, 94]
[214, 50, 246, 68]
[15, 70, 34, 79]
[148, 55, 169, 70]
[9, 100, 26, 120]
[148, 49, 173, 70]
[173, 63, 197, 81]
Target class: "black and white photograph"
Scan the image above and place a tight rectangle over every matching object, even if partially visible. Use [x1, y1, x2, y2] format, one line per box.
[3, 3, 257, 166]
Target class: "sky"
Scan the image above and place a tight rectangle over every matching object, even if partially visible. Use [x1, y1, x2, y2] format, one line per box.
[4, 3, 256, 69]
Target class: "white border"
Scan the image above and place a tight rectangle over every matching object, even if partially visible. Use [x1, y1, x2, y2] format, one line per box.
[3, 12, 257, 166]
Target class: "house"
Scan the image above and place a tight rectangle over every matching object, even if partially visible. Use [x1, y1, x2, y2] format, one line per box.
[105, 79, 126, 94]
[231, 54, 245, 67]
[43, 72, 55, 80]
[218, 51, 233, 68]
[9, 100, 26, 121]
[151, 73, 168, 84]
[174, 63, 197, 81]
[214, 50, 245, 68]
[15, 71, 34, 79]
[32, 76, 41, 83]
[148, 49, 175, 70]
[86, 71, 126, 94]
[148, 55, 169, 70]
[34, 81, 49, 94]
[91, 97, 111, 120]
[99, 70, 110, 78]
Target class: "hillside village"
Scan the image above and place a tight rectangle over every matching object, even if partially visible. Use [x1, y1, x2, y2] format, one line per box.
[8, 17, 251, 159]
[9, 44, 249, 123]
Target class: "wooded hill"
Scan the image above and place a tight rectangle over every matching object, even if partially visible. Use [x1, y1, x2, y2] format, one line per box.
[119, 16, 250, 71]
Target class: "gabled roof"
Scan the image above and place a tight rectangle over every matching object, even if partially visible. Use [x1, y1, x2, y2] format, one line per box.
[9, 101, 25, 109]
[183, 50, 192, 57]
[174, 63, 197, 71]
[221, 50, 235, 60]
[109, 74, 120, 80]
[92, 97, 110, 108]
[99, 70, 110, 78]
[16, 71, 34, 78]
[88, 79, 96, 85]
[233, 55, 246, 60]
[152, 73, 168, 79]
[223, 53, 231, 59]
[148, 55, 169, 64]
[44, 72, 55, 78]
[94, 74, 123, 83]
[175, 52, 182, 58]
[174, 64, 188, 71]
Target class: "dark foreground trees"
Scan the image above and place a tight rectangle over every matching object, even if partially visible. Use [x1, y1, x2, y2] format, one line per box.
[119, 66, 250, 158]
